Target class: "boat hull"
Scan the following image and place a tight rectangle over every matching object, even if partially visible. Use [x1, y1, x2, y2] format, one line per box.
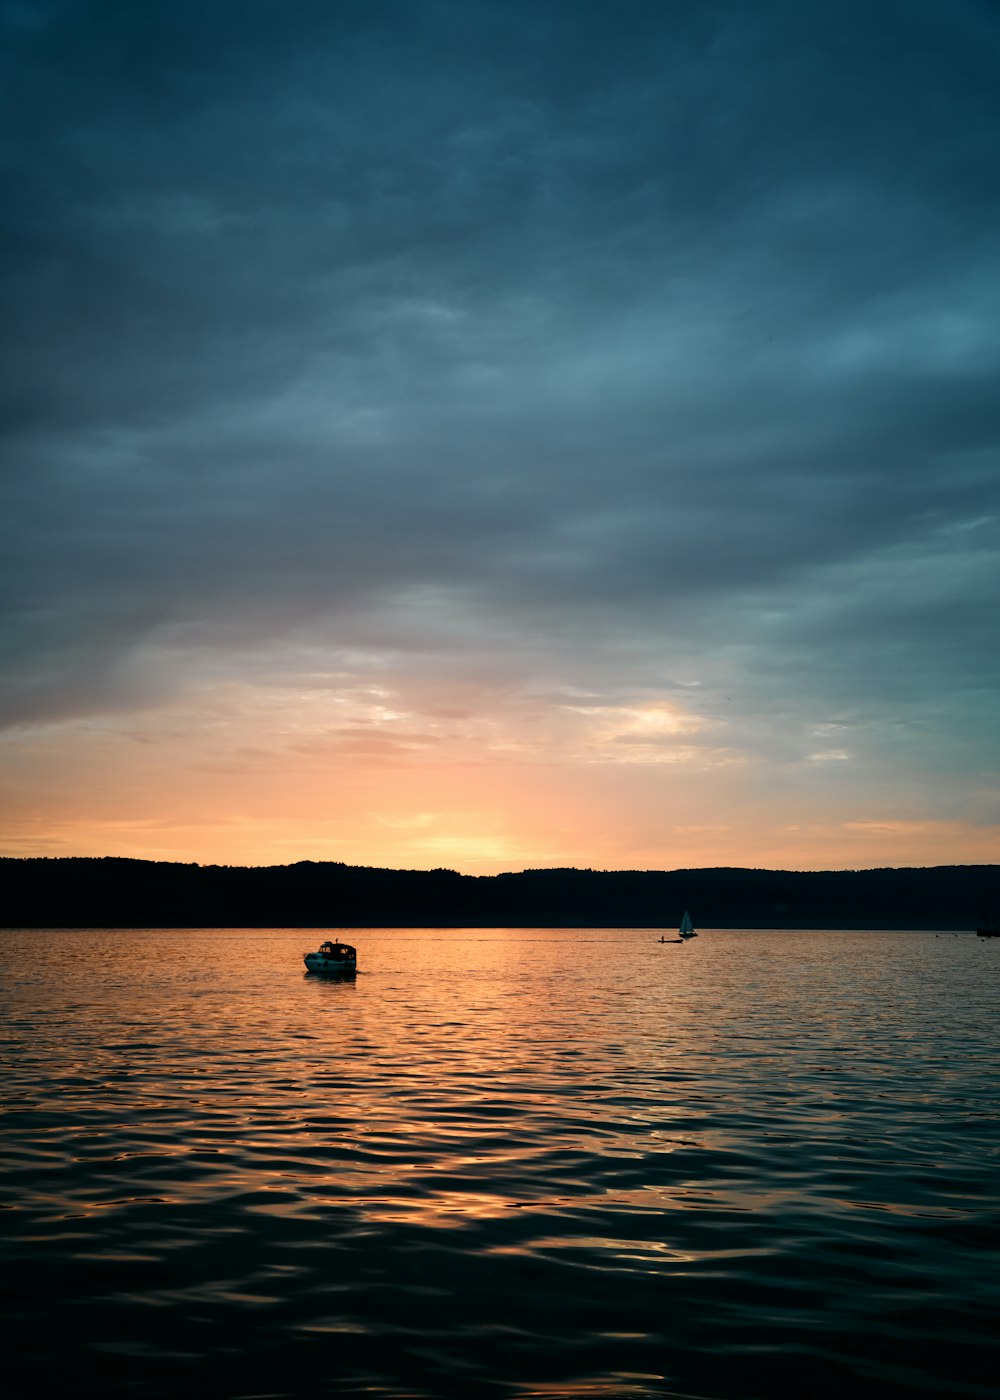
[304, 955, 357, 973]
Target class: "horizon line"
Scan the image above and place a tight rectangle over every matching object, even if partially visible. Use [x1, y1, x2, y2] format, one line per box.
[2, 854, 997, 877]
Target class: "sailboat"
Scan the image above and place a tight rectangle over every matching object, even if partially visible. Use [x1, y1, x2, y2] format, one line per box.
[658, 910, 696, 943]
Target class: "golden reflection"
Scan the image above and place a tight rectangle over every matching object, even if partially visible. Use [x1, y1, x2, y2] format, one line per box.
[512, 1377, 666, 1397]
[354, 1188, 516, 1225]
[6, 921, 986, 1400]
[487, 1234, 696, 1266]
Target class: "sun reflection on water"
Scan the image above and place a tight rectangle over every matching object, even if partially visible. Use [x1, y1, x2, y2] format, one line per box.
[2, 926, 999, 1398]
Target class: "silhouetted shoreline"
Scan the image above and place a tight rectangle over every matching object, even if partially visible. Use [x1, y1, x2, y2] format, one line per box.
[2, 857, 997, 930]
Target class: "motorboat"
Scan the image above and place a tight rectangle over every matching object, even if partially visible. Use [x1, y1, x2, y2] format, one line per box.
[304, 939, 357, 973]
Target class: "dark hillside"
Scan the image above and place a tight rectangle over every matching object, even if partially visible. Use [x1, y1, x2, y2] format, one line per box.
[2, 857, 998, 929]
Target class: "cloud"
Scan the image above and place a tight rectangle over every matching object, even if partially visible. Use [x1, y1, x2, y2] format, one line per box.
[1, 0, 998, 866]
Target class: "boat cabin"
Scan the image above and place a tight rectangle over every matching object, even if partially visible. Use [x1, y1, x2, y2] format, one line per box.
[318, 941, 356, 959]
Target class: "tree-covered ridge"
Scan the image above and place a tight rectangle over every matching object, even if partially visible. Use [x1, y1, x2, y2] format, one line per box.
[2, 858, 997, 930]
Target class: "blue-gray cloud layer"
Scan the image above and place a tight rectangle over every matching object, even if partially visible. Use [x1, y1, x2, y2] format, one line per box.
[2, 0, 999, 785]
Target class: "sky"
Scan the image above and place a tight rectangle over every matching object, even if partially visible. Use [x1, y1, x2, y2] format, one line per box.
[1, 0, 998, 874]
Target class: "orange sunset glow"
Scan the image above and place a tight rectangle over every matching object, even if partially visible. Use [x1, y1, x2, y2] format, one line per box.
[2, 661, 996, 872]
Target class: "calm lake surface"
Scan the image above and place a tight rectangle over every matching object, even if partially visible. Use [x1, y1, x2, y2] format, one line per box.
[2, 927, 998, 1399]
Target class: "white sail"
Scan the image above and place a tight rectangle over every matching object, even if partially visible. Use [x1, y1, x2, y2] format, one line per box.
[679, 910, 694, 936]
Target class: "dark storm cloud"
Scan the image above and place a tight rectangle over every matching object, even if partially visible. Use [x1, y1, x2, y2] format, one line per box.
[2, 0, 999, 750]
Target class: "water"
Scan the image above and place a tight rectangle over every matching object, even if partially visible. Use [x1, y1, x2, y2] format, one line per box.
[2, 927, 997, 1399]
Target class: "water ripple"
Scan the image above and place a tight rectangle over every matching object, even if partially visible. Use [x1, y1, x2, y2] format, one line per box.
[2, 927, 998, 1398]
